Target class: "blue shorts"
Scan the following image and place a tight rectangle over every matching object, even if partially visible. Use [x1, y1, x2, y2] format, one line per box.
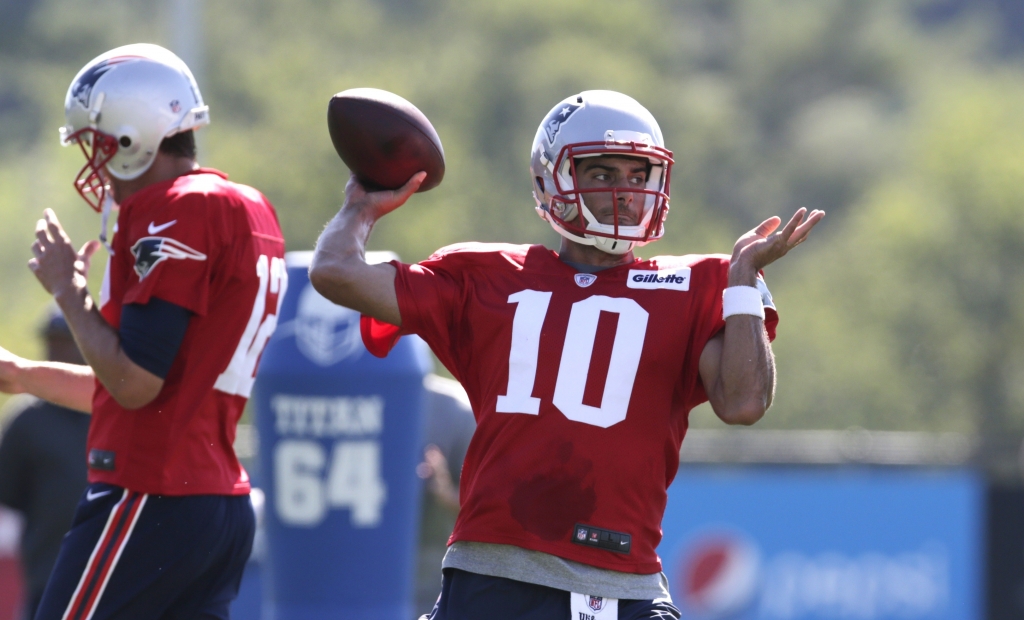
[34, 483, 255, 620]
[422, 568, 681, 620]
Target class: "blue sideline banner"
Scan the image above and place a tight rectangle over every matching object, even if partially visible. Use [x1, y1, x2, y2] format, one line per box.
[659, 468, 982, 620]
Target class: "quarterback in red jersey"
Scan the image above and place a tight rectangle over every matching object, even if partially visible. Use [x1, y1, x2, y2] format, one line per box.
[312, 90, 822, 620]
[0, 44, 285, 619]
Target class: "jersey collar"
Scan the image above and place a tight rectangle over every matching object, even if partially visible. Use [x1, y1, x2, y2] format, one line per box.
[182, 167, 228, 180]
[118, 167, 229, 211]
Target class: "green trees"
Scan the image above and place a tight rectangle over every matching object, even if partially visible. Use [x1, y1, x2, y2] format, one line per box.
[773, 70, 1024, 472]
[2, 0, 1023, 470]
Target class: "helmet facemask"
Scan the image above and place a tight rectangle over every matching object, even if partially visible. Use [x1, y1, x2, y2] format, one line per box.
[543, 137, 672, 255]
[530, 92, 674, 256]
[61, 127, 119, 213]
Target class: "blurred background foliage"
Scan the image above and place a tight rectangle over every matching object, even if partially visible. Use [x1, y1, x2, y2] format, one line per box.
[2, 0, 1024, 469]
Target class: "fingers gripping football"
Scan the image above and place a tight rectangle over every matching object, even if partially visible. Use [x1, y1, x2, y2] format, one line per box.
[343, 171, 426, 220]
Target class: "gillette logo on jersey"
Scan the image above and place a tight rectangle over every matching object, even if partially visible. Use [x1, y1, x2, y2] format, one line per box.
[627, 268, 690, 291]
[131, 236, 207, 280]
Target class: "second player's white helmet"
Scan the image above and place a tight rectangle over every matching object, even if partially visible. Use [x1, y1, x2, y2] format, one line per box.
[60, 43, 209, 211]
[531, 90, 673, 255]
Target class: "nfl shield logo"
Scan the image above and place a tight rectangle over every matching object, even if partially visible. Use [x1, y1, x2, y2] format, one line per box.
[588, 596, 605, 611]
[574, 273, 597, 287]
[576, 527, 588, 541]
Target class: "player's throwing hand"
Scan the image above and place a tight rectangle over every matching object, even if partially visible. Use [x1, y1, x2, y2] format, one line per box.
[342, 171, 426, 220]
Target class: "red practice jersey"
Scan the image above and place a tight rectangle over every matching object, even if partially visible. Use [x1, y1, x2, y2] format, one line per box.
[363, 243, 778, 574]
[91, 168, 286, 496]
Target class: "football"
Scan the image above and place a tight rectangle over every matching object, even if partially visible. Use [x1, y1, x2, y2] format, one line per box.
[327, 88, 445, 193]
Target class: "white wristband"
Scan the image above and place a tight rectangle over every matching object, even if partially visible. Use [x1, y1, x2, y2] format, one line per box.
[723, 286, 765, 320]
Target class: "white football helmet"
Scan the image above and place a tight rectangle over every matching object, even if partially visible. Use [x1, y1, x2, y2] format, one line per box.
[531, 90, 673, 255]
[60, 43, 209, 211]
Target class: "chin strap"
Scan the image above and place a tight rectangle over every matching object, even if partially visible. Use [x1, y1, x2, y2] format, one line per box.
[592, 235, 632, 255]
[99, 192, 115, 254]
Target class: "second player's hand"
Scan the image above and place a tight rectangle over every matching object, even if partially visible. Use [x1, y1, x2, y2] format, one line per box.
[728, 207, 825, 285]
[27, 209, 101, 300]
[342, 171, 426, 220]
[0, 345, 26, 394]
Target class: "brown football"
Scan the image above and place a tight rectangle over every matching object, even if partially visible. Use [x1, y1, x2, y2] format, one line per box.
[327, 88, 445, 192]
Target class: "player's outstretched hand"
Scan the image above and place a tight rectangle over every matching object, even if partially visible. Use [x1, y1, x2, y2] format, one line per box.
[0, 345, 26, 395]
[27, 209, 101, 299]
[342, 171, 426, 220]
[729, 208, 825, 283]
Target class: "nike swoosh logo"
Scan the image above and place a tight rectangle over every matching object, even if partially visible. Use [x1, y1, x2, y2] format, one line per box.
[148, 220, 177, 234]
[86, 489, 112, 501]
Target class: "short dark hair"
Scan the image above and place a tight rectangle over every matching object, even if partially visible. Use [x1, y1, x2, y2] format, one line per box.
[159, 130, 196, 159]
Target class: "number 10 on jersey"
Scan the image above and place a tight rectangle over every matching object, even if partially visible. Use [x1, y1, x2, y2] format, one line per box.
[496, 289, 649, 429]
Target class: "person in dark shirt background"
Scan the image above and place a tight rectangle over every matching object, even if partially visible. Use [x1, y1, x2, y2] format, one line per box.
[415, 374, 476, 617]
[0, 307, 89, 620]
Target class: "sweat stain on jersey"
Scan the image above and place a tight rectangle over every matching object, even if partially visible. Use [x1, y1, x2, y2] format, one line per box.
[508, 441, 597, 541]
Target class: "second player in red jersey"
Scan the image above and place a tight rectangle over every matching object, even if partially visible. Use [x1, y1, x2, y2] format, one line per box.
[91, 167, 285, 496]
[0, 45, 285, 619]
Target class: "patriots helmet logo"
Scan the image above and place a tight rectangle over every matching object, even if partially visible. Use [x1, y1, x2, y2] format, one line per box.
[543, 102, 581, 144]
[70, 56, 140, 109]
[130, 236, 207, 280]
[588, 596, 605, 611]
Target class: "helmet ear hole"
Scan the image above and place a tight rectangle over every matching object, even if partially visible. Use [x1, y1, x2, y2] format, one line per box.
[534, 176, 545, 194]
[119, 136, 132, 148]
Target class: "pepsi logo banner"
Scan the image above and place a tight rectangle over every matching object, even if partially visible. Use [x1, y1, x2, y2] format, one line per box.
[659, 469, 982, 620]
